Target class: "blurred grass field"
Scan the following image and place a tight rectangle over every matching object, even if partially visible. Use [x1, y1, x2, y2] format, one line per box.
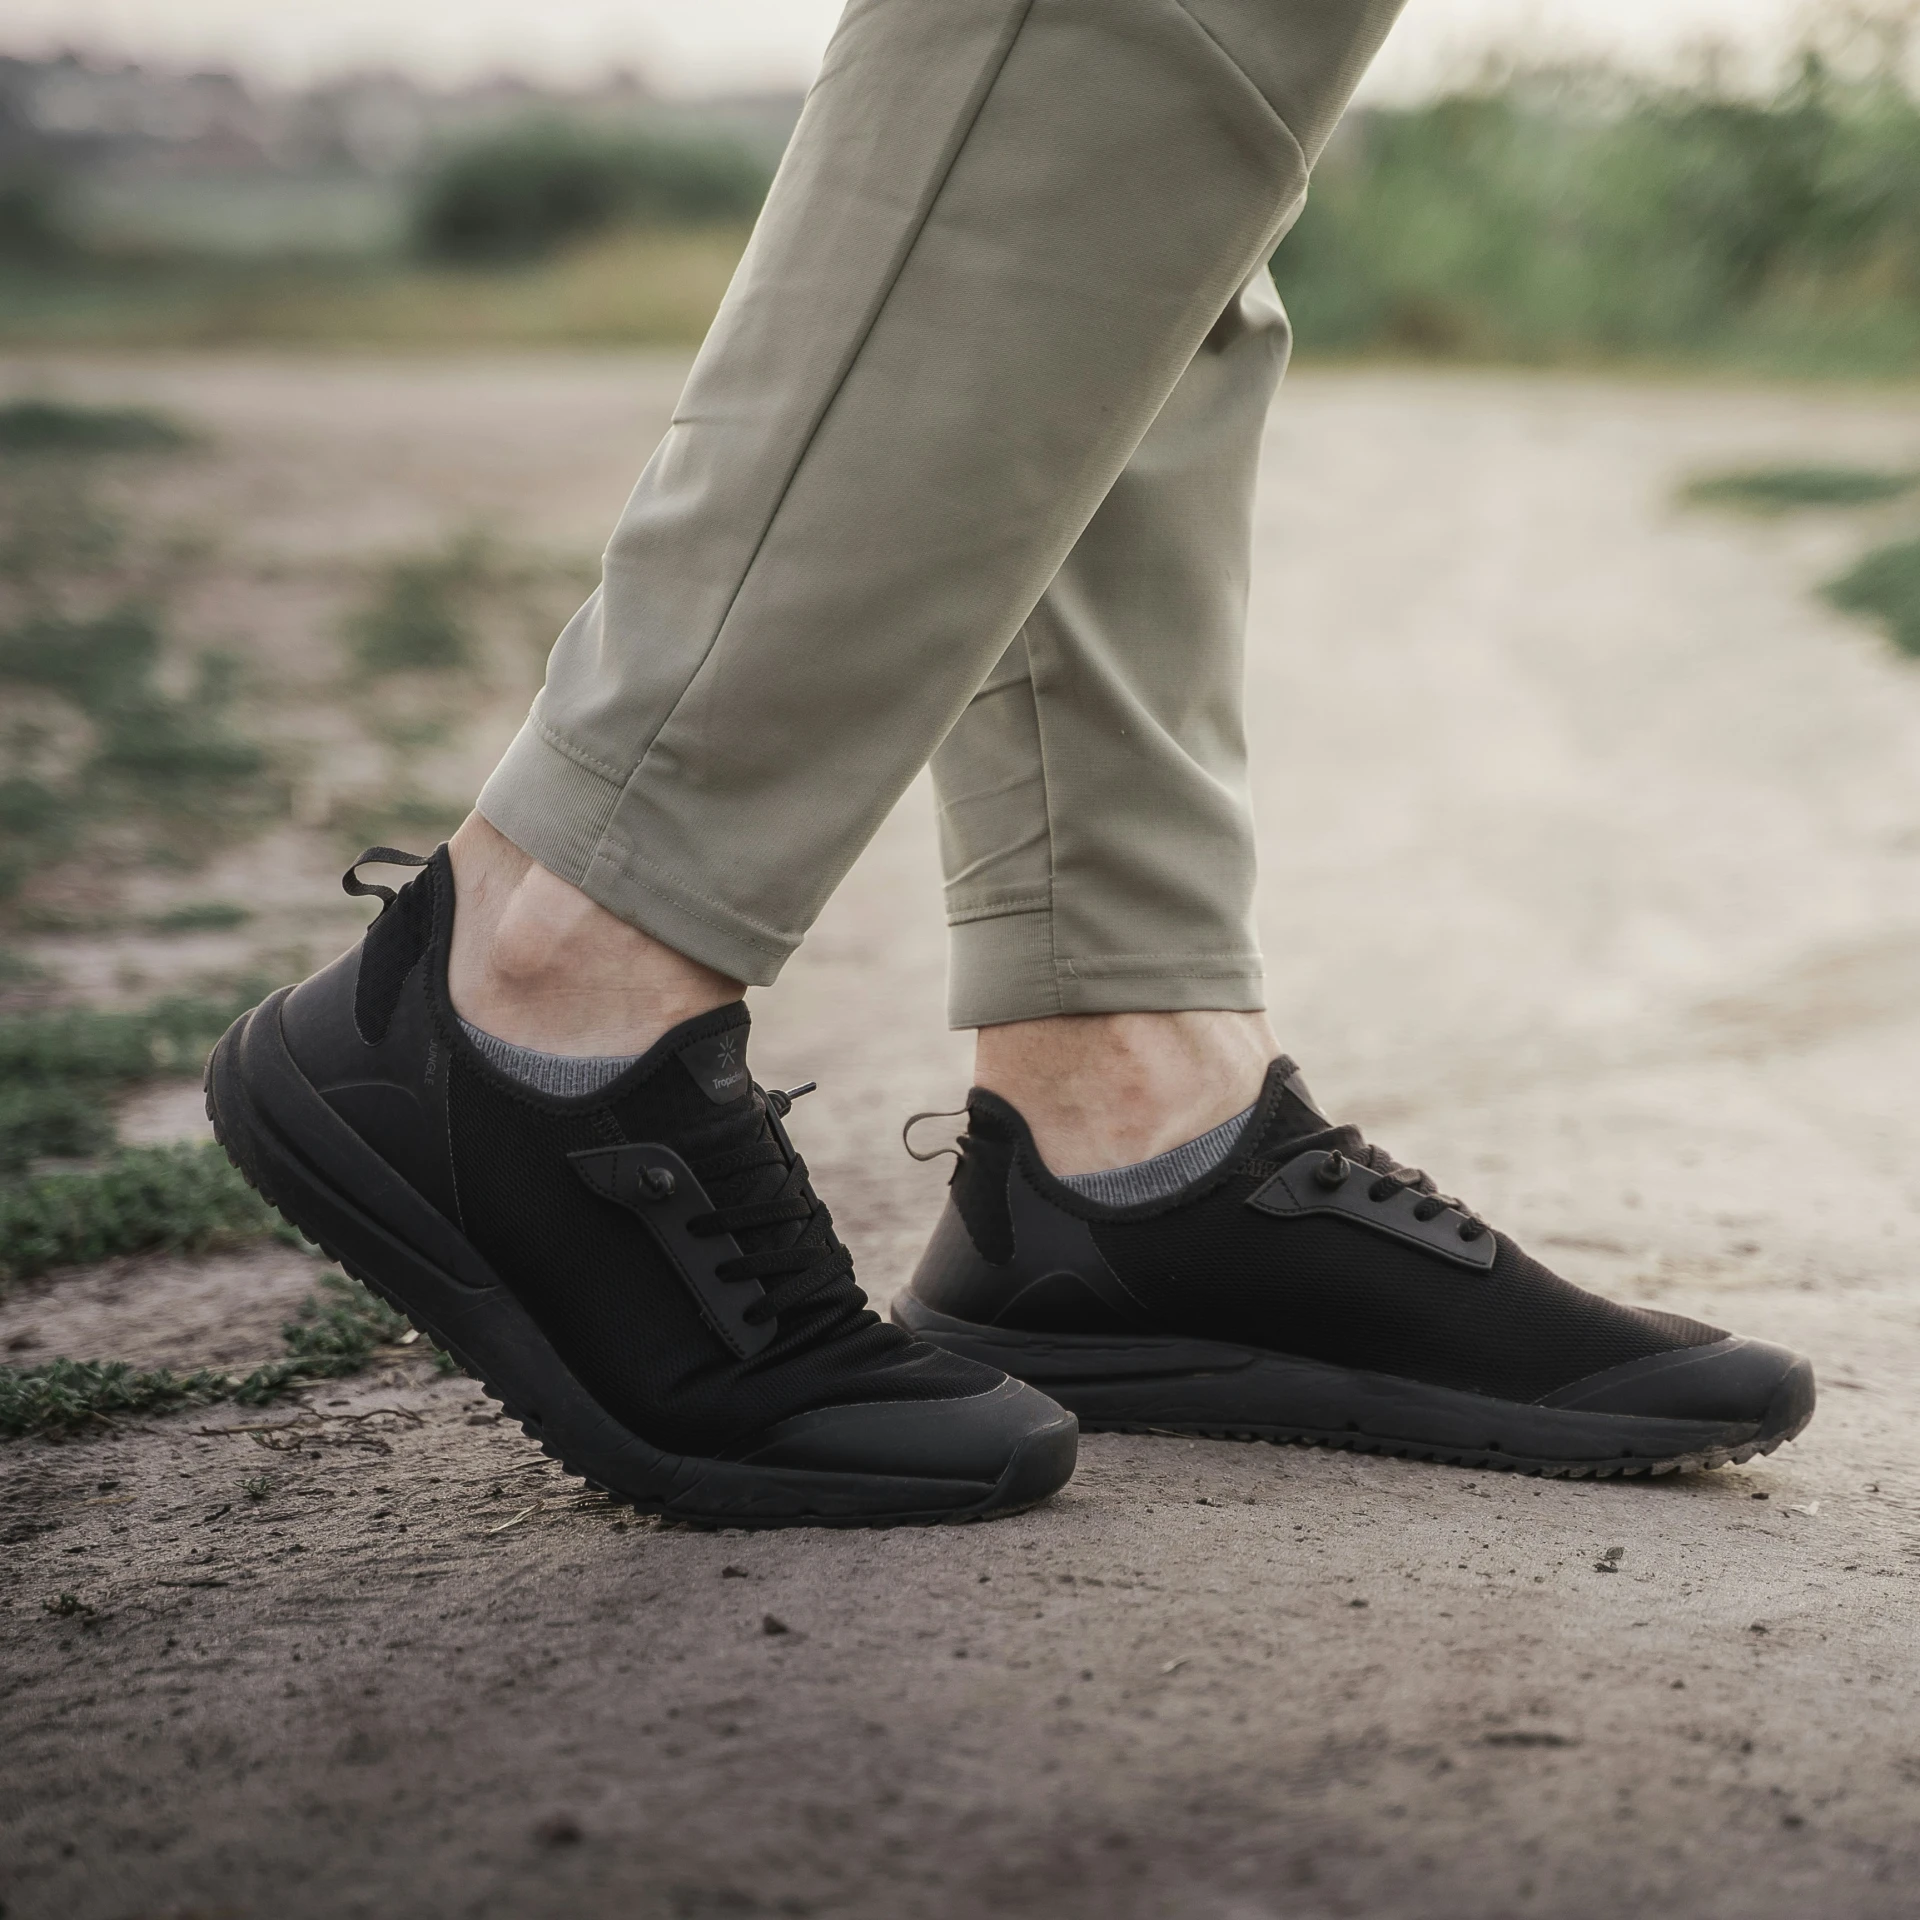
[0, 228, 752, 350]
[14, 48, 1920, 372]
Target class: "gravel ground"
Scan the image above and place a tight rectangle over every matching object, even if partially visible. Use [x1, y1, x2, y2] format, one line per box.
[3, 358, 1919, 1920]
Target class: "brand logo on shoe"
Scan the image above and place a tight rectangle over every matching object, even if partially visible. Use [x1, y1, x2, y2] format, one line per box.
[679, 1029, 752, 1104]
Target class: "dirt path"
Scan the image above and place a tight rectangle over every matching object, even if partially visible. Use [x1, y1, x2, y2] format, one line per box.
[4, 358, 1920, 1920]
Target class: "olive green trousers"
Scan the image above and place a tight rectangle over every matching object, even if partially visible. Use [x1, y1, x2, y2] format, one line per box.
[478, 0, 1404, 1026]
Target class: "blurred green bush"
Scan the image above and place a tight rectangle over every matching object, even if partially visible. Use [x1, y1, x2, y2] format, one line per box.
[1277, 56, 1920, 372]
[412, 118, 772, 262]
[1825, 537, 1920, 654]
[0, 399, 190, 453]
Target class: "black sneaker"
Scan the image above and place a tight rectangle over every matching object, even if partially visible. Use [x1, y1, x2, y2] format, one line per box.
[892, 1058, 1815, 1478]
[205, 847, 1076, 1526]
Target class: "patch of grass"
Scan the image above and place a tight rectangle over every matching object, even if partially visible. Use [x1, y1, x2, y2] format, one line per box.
[0, 982, 262, 1085]
[0, 465, 121, 588]
[0, 228, 750, 351]
[0, 1141, 280, 1284]
[1273, 53, 1920, 377]
[1683, 466, 1918, 513]
[0, 604, 277, 898]
[0, 774, 73, 898]
[414, 119, 769, 262]
[0, 945, 48, 989]
[146, 902, 252, 934]
[0, 1273, 415, 1437]
[347, 551, 474, 675]
[1824, 537, 1920, 656]
[0, 612, 266, 792]
[0, 399, 193, 456]
[0, 602, 157, 706]
[4, 1356, 236, 1432]
[0, 1083, 116, 1175]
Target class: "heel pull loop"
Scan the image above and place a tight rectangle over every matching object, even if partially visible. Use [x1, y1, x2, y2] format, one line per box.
[902, 1108, 967, 1165]
[342, 845, 429, 911]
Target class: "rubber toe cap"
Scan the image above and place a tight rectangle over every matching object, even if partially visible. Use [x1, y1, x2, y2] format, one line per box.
[721, 1375, 1079, 1492]
[1540, 1336, 1815, 1436]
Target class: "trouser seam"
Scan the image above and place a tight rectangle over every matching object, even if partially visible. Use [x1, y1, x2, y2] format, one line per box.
[947, 894, 1052, 925]
[529, 709, 628, 788]
[1019, 627, 1066, 1018]
[947, 905, 1263, 976]
[1167, 1, 1313, 173]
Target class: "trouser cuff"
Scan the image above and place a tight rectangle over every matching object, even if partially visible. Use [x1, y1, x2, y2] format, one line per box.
[947, 906, 1266, 1028]
[476, 716, 798, 987]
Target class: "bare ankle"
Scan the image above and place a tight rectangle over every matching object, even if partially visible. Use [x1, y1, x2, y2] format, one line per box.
[446, 814, 742, 1055]
[972, 1009, 1278, 1177]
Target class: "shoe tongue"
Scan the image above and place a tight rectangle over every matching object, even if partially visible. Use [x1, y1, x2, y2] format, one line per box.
[1253, 1055, 1336, 1155]
[665, 1008, 841, 1284]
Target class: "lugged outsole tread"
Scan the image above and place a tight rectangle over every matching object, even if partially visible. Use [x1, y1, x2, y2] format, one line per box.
[202, 1069, 1058, 1532]
[1076, 1416, 1809, 1479]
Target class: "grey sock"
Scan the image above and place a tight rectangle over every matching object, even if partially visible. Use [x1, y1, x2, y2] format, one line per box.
[458, 1019, 640, 1099]
[1057, 1103, 1256, 1207]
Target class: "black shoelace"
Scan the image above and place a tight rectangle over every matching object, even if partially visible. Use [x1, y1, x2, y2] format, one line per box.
[675, 1084, 881, 1337]
[1296, 1126, 1489, 1245]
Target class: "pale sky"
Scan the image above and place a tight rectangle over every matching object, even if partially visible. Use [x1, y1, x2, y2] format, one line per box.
[1, 0, 1821, 97]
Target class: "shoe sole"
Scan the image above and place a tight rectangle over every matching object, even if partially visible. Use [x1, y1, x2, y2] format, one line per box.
[205, 992, 1076, 1529]
[891, 1296, 1814, 1480]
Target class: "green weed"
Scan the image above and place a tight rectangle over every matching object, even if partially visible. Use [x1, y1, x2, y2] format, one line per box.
[0, 229, 750, 351]
[0, 605, 276, 896]
[0, 1141, 277, 1283]
[0, 774, 72, 897]
[1275, 55, 1920, 376]
[0, 982, 261, 1085]
[0, 612, 266, 795]
[5, 1357, 236, 1431]
[1683, 466, 1918, 512]
[414, 119, 769, 262]
[347, 555, 473, 674]
[0, 465, 121, 589]
[1824, 537, 1920, 656]
[0, 399, 192, 456]
[147, 902, 252, 934]
[0, 1083, 116, 1174]
[0, 1273, 416, 1437]
[0, 945, 47, 989]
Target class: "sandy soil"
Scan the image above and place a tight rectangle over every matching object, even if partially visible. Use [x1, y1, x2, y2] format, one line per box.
[4, 356, 1920, 1920]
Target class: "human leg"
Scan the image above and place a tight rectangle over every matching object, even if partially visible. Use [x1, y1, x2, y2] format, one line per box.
[928, 258, 1290, 1169]
[894, 294, 1817, 1477]
[206, 0, 1418, 1525]
[886, 17, 1815, 1472]
[476, 0, 1406, 986]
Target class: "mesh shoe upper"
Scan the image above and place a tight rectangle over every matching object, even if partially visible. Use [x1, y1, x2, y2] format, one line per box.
[947, 1060, 1727, 1406]
[446, 1030, 994, 1456]
[287, 849, 997, 1459]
